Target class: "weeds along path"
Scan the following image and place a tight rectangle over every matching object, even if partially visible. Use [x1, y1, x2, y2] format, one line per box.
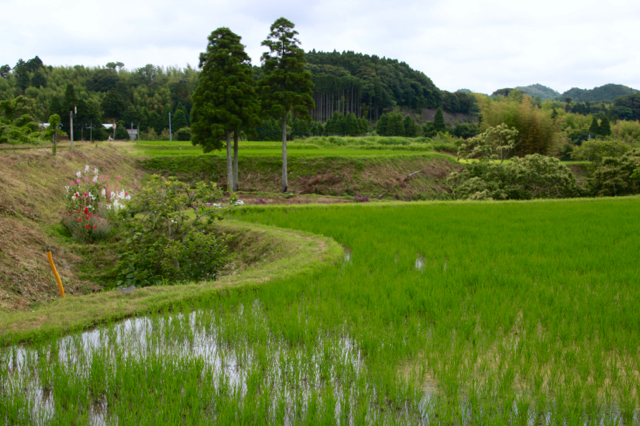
[0, 219, 342, 344]
[0, 144, 144, 310]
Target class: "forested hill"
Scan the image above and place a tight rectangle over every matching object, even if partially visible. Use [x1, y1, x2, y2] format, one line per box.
[559, 84, 639, 103]
[302, 50, 477, 121]
[515, 84, 560, 101]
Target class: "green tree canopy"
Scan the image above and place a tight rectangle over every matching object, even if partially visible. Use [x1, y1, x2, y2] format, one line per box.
[260, 17, 315, 192]
[191, 27, 260, 191]
[433, 107, 446, 132]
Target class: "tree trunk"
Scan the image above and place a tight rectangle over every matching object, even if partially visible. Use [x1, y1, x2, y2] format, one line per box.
[281, 114, 288, 193]
[233, 131, 239, 192]
[226, 131, 233, 192]
[52, 130, 57, 156]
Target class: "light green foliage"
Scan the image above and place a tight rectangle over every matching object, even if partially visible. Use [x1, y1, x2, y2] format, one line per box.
[457, 123, 519, 163]
[175, 127, 191, 141]
[115, 175, 228, 287]
[6, 199, 640, 423]
[448, 154, 581, 200]
[570, 139, 631, 163]
[591, 148, 640, 196]
[475, 93, 560, 156]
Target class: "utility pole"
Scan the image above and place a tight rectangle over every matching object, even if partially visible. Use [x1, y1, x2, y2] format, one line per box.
[169, 112, 172, 141]
[69, 106, 76, 150]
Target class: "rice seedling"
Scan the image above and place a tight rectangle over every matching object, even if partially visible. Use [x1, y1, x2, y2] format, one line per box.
[2, 196, 640, 424]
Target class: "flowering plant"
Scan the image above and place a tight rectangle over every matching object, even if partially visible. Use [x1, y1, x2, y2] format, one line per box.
[62, 165, 130, 243]
[354, 194, 369, 203]
[64, 165, 130, 217]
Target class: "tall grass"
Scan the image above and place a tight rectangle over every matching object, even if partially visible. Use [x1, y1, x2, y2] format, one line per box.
[3, 198, 640, 424]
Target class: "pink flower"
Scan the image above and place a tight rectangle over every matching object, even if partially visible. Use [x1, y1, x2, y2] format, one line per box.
[100, 175, 104, 179]
[76, 180, 81, 184]
[117, 176, 120, 180]
[69, 181, 74, 186]
[106, 175, 109, 179]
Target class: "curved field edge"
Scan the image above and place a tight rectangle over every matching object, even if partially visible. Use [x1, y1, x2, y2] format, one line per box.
[0, 219, 343, 346]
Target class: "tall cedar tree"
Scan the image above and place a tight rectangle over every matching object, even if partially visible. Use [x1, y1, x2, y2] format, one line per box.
[433, 107, 446, 132]
[191, 27, 259, 191]
[260, 18, 314, 193]
[589, 117, 600, 137]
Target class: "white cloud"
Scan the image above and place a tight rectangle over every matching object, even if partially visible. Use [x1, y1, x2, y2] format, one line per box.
[1, 0, 639, 94]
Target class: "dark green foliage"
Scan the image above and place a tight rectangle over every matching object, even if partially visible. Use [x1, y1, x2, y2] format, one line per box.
[191, 27, 259, 153]
[88, 69, 120, 92]
[176, 127, 191, 141]
[560, 84, 639, 103]
[260, 18, 315, 129]
[292, 118, 310, 138]
[386, 113, 405, 136]
[324, 112, 344, 135]
[613, 94, 640, 121]
[515, 84, 561, 101]
[422, 121, 437, 138]
[403, 116, 418, 137]
[375, 113, 389, 136]
[589, 117, 600, 136]
[101, 89, 126, 121]
[599, 116, 611, 136]
[451, 122, 478, 139]
[306, 50, 443, 114]
[550, 108, 558, 120]
[0, 64, 10, 79]
[590, 149, 640, 196]
[433, 107, 446, 132]
[115, 122, 130, 139]
[31, 70, 47, 88]
[149, 111, 163, 134]
[441, 91, 477, 114]
[172, 106, 189, 131]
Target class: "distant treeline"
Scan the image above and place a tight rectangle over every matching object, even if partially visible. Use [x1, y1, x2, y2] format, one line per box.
[0, 51, 478, 141]
[508, 83, 639, 103]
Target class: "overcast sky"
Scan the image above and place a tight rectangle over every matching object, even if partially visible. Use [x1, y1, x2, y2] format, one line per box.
[2, 0, 639, 94]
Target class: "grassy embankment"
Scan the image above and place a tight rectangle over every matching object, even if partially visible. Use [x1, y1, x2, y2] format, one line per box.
[134, 139, 460, 200]
[3, 196, 640, 424]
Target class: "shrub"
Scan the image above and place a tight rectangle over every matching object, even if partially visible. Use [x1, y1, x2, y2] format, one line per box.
[115, 175, 229, 288]
[590, 148, 640, 196]
[176, 127, 191, 141]
[570, 140, 631, 163]
[447, 154, 582, 200]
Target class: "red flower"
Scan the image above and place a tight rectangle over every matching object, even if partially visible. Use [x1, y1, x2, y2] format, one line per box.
[85, 224, 90, 228]
[78, 218, 82, 222]
[94, 225, 97, 229]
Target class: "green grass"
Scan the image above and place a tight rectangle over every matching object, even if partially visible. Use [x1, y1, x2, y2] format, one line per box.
[3, 196, 640, 424]
[129, 140, 452, 158]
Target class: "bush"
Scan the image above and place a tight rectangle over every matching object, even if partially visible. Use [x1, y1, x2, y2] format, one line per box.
[115, 175, 229, 288]
[590, 148, 640, 196]
[570, 140, 631, 163]
[176, 127, 191, 141]
[448, 154, 582, 200]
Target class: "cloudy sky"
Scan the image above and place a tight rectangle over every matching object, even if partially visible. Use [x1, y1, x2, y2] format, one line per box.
[2, 0, 639, 94]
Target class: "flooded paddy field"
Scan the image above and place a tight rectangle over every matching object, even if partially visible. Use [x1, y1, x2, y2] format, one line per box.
[3, 197, 640, 424]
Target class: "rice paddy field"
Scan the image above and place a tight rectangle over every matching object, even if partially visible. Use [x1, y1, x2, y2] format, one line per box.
[128, 139, 450, 158]
[3, 197, 640, 425]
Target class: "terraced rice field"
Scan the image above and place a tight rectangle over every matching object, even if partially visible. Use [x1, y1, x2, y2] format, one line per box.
[3, 197, 640, 425]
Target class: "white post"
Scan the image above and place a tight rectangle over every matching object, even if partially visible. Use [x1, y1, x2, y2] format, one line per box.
[69, 110, 74, 150]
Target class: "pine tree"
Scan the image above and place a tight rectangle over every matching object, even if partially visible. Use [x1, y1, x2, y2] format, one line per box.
[599, 116, 611, 136]
[588, 117, 600, 137]
[387, 113, 405, 136]
[259, 17, 315, 193]
[403, 116, 418, 137]
[376, 113, 390, 136]
[191, 27, 260, 191]
[433, 107, 446, 133]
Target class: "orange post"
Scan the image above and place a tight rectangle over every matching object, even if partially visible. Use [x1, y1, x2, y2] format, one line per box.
[46, 249, 65, 298]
